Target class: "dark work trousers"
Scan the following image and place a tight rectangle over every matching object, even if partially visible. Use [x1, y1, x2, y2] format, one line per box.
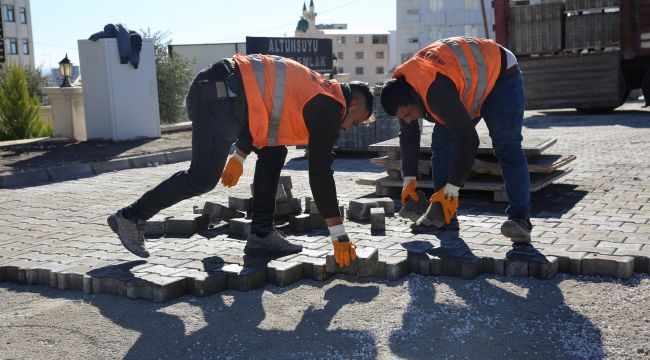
[250, 146, 288, 235]
[125, 63, 243, 221]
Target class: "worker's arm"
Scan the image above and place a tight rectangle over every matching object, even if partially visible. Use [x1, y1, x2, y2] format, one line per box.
[426, 74, 479, 188]
[399, 118, 421, 179]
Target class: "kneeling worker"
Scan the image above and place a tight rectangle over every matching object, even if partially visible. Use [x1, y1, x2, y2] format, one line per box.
[108, 54, 374, 267]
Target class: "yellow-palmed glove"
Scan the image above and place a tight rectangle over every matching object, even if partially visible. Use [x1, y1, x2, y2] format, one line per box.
[429, 183, 460, 224]
[220, 151, 246, 188]
[401, 176, 419, 206]
[329, 224, 357, 267]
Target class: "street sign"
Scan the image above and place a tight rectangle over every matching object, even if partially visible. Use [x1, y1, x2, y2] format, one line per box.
[245, 36, 332, 71]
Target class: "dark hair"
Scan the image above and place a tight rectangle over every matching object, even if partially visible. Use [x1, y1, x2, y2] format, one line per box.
[348, 81, 374, 115]
[380, 76, 417, 116]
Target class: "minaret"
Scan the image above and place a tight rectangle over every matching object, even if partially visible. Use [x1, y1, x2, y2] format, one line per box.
[302, 2, 307, 17]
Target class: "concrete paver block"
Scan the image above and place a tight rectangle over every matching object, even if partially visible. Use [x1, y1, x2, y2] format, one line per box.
[581, 253, 635, 279]
[228, 196, 251, 212]
[222, 264, 267, 291]
[293, 255, 328, 281]
[380, 256, 409, 280]
[505, 260, 529, 277]
[398, 190, 429, 222]
[175, 268, 227, 297]
[202, 201, 245, 224]
[348, 198, 394, 220]
[275, 198, 302, 217]
[229, 218, 252, 237]
[529, 256, 559, 280]
[165, 215, 202, 235]
[370, 208, 386, 231]
[613, 248, 650, 273]
[138, 273, 187, 303]
[267, 261, 303, 286]
[145, 216, 167, 236]
[438, 257, 483, 279]
[326, 247, 378, 276]
[279, 176, 293, 190]
[541, 249, 585, 275]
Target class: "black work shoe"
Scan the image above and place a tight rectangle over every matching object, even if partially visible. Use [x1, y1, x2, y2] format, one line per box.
[501, 218, 533, 244]
[244, 230, 303, 256]
[107, 210, 150, 258]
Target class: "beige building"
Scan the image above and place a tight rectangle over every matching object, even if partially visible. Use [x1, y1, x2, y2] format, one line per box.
[1, 0, 34, 67]
[295, 0, 390, 86]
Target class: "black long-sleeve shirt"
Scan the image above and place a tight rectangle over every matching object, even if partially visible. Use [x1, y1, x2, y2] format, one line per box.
[235, 95, 344, 219]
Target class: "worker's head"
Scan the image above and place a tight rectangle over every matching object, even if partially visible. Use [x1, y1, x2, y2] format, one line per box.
[380, 76, 424, 124]
[341, 81, 374, 131]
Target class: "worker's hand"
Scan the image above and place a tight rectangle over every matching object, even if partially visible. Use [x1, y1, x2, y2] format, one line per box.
[328, 224, 358, 267]
[220, 151, 246, 188]
[429, 183, 460, 224]
[401, 176, 419, 206]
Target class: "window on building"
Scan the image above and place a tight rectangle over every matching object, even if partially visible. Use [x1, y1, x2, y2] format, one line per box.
[356, 36, 364, 44]
[355, 67, 364, 75]
[6, 38, 18, 55]
[428, 0, 443, 12]
[464, 24, 479, 37]
[21, 39, 29, 55]
[19, 7, 26, 24]
[372, 35, 388, 44]
[337, 51, 344, 60]
[406, 9, 419, 15]
[338, 67, 344, 73]
[465, 0, 481, 10]
[407, 37, 419, 44]
[3, 5, 15, 22]
[401, 52, 414, 63]
[376, 67, 384, 75]
[375, 51, 385, 59]
[355, 51, 364, 60]
[337, 36, 346, 44]
[429, 25, 444, 42]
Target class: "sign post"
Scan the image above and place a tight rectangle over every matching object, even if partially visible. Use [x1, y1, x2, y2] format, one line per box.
[245, 36, 333, 72]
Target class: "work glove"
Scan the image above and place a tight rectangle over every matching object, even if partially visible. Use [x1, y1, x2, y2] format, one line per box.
[220, 150, 246, 188]
[401, 176, 419, 206]
[428, 183, 460, 224]
[329, 224, 357, 267]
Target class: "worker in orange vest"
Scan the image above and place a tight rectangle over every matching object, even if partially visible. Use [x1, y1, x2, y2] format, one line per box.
[108, 54, 373, 267]
[380, 37, 533, 243]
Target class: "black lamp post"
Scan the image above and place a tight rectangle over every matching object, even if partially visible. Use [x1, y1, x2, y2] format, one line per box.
[330, 55, 339, 80]
[59, 54, 73, 88]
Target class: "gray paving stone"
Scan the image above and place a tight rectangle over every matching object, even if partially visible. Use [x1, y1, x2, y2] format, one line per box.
[348, 198, 394, 220]
[275, 198, 302, 217]
[581, 253, 635, 279]
[267, 261, 303, 286]
[164, 149, 192, 163]
[229, 218, 252, 237]
[279, 176, 293, 190]
[326, 247, 378, 276]
[1, 169, 49, 188]
[174, 268, 227, 297]
[529, 256, 559, 280]
[137, 273, 187, 302]
[165, 215, 208, 235]
[612, 248, 650, 273]
[144, 216, 167, 236]
[378, 256, 409, 280]
[202, 201, 245, 224]
[398, 190, 429, 222]
[222, 264, 266, 291]
[370, 208, 386, 231]
[47, 163, 93, 182]
[228, 196, 251, 212]
[129, 154, 167, 168]
[91, 158, 131, 174]
[505, 260, 529, 277]
[473, 251, 506, 275]
[292, 256, 328, 281]
[437, 257, 483, 279]
[541, 249, 585, 275]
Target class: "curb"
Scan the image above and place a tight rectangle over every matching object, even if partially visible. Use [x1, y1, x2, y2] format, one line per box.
[0, 149, 193, 189]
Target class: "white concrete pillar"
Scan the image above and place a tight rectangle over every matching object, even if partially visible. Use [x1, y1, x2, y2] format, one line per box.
[41, 86, 87, 141]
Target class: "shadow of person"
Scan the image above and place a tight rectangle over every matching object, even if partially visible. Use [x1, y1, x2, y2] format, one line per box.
[76, 276, 379, 359]
[388, 273, 605, 359]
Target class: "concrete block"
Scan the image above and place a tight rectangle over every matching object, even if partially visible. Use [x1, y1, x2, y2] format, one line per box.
[267, 261, 303, 287]
[228, 196, 251, 212]
[370, 208, 386, 231]
[229, 218, 252, 237]
[91, 158, 131, 174]
[144, 216, 167, 236]
[289, 214, 312, 232]
[381, 256, 409, 280]
[129, 154, 167, 168]
[505, 260, 529, 277]
[193, 205, 202, 214]
[581, 253, 634, 279]
[305, 197, 314, 214]
[202, 201, 245, 224]
[398, 190, 429, 222]
[529, 256, 559, 280]
[175, 269, 227, 297]
[293, 256, 328, 281]
[138, 273, 187, 303]
[409, 252, 433, 275]
[165, 215, 206, 235]
[56, 265, 93, 291]
[47, 163, 93, 182]
[348, 198, 394, 221]
[326, 247, 378, 276]
[164, 149, 192, 163]
[613, 248, 650, 273]
[1, 169, 49, 188]
[440, 258, 482, 279]
[279, 175, 293, 190]
[222, 264, 267, 291]
[275, 198, 302, 217]
[541, 249, 585, 275]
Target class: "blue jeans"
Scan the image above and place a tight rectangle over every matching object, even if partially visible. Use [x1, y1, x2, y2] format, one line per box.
[431, 72, 530, 220]
[126, 67, 243, 220]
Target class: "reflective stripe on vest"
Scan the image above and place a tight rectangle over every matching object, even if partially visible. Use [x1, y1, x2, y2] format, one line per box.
[442, 37, 488, 116]
[249, 55, 288, 146]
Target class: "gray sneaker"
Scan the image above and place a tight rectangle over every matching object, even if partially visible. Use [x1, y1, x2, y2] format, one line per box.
[107, 210, 150, 258]
[244, 230, 303, 256]
[501, 218, 533, 244]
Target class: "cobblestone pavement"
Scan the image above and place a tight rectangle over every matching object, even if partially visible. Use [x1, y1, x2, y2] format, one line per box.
[1, 101, 649, 302]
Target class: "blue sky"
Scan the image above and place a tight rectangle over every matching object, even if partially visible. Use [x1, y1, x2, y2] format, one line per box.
[31, 0, 396, 70]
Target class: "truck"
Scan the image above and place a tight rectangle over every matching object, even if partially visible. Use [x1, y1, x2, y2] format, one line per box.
[492, 0, 650, 113]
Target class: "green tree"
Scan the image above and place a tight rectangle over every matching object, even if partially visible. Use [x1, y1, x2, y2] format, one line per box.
[0, 64, 47, 102]
[0, 65, 52, 140]
[141, 29, 195, 124]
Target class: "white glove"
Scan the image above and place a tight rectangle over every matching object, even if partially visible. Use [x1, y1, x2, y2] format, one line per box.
[443, 183, 460, 198]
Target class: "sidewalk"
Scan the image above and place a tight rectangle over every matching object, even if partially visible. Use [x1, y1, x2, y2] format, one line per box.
[1, 102, 649, 303]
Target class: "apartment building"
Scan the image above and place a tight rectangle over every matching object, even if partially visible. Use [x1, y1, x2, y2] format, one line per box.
[1, 0, 34, 67]
[295, 0, 391, 85]
[396, 0, 495, 64]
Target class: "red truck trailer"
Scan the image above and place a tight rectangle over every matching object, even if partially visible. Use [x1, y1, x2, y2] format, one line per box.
[492, 0, 650, 112]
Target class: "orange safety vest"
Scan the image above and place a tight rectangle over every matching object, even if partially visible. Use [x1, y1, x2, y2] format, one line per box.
[393, 37, 502, 123]
[233, 54, 347, 149]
